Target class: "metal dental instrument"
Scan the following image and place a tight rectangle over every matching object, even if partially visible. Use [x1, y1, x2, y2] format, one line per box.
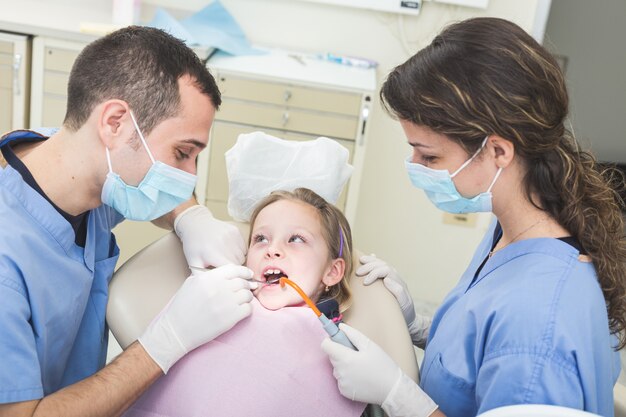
[278, 277, 356, 350]
[189, 265, 215, 273]
[188, 265, 274, 286]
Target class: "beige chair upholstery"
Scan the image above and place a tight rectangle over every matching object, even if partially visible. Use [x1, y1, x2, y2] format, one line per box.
[615, 382, 626, 417]
[106, 226, 419, 383]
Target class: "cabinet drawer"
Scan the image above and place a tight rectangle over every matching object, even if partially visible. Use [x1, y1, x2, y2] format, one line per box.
[0, 66, 11, 89]
[0, 89, 11, 131]
[44, 47, 80, 73]
[0, 53, 12, 66]
[0, 42, 12, 54]
[44, 72, 69, 96]
[217, 99, 358, 140]
[217, 75, 362, 116]
[206, 121, 352, 211]
[42, 96, 67, 126]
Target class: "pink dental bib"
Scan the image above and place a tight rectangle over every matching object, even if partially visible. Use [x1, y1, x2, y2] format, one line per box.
[124, 298, 366, 417]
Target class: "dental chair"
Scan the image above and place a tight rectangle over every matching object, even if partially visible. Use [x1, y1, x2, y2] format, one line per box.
[106, 223, 419, 416]
[106, 226, 626, 417]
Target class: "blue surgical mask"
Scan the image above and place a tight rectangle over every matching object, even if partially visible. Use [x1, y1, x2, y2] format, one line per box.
[101, 111, 197, 221]
[405, 137, 503, 214]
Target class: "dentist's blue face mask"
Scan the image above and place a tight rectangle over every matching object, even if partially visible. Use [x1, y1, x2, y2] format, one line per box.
[405, 137, 503, 214]
[101, 111, 197, 221]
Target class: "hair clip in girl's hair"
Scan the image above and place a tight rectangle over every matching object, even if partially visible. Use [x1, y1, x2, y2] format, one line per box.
[338, 227, 344, 258]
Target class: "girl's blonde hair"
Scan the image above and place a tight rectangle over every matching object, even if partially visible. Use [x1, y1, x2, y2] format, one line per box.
[248, 188, 353, 309]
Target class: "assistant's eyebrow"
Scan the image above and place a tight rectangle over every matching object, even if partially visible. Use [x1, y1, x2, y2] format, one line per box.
[407, 141, 432, 148]
[181, 138, 206, 151]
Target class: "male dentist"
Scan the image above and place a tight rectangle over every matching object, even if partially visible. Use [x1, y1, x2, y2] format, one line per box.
[0, 26, 255, 416]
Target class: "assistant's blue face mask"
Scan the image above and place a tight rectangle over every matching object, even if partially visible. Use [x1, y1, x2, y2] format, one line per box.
[405, 137, 503, 214]
[101, 111, 197, 221]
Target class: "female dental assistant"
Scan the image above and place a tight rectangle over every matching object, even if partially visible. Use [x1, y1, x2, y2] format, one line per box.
[322, 17, 626, 417]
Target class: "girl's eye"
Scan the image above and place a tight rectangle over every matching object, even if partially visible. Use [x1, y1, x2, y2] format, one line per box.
[253, 234, 268, 244]
[289, 234, 305, 243]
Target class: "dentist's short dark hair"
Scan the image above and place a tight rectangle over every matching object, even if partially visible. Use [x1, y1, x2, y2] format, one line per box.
[64, 26, 221, 135]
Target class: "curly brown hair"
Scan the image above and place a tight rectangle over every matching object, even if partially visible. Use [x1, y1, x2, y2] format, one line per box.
[381, 17, 626, 349]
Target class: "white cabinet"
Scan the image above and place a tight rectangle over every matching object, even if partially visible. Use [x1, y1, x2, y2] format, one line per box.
[201, 51, 376, 225]
[0, 32, 29, 134]
[30, 37, 85, 128]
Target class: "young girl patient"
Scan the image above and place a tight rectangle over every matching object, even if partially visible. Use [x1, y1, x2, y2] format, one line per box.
[124, 188, 366, 417]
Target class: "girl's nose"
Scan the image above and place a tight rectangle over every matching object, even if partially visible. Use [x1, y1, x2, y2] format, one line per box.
[265, 245, 282, 258]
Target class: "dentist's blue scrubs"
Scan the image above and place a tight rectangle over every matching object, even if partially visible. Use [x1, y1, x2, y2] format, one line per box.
[420, 220, 620, 416]
[0, 130, 123, 403]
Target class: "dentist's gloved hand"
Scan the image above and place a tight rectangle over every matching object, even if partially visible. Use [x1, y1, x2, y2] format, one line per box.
[174, 205, 246, 269]
[321, 324, 438, 417]
[356, 254, 432, 348]
[139, 265, 256, 373]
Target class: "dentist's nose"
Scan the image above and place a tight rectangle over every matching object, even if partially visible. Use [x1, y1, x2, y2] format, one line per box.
[411, 148, 420, 164]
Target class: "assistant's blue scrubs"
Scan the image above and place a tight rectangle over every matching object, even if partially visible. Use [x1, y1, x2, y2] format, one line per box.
[420, 220, 621, 416]
[0, 130, 123, 403]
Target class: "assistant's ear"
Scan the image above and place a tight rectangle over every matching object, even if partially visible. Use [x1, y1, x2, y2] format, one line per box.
[323, 258, 346, 287]
[97, 100, 132, 149]
[487, 135, 515, 169]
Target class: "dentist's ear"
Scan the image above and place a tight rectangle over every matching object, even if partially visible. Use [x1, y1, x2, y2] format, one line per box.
[323, 258, 346, 287]
[487, 135, 515, 169]
[96, 99, 132, 150]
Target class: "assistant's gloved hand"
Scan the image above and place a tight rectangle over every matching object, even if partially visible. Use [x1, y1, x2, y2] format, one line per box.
[321, 324, 438, 417]
[139, 265, 256, 373]
[174, 205, 246, 269]
[356, 254, 432, 348]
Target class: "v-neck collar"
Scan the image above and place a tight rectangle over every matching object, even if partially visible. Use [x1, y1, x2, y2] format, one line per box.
[465, 229, 580, 292]
[1, 166, 96, 269]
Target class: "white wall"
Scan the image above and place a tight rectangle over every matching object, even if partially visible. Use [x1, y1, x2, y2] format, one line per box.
[543, 0, 626, 164]
[185, 0, 541, 306]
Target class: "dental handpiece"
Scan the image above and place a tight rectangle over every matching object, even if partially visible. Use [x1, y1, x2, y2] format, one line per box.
[279, 277, 357, 351]
[318, 314, 356, 350]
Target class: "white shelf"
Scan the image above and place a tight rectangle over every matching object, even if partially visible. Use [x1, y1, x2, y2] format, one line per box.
[209, 49, 377, 93]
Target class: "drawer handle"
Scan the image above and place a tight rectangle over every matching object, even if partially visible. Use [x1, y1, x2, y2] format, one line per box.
[283, 90, 292, 102]
[282, 112, 290, 126]
[13, 53, 22, 96]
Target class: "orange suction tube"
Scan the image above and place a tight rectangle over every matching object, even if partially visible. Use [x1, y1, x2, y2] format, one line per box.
[279, 277, 322, 317]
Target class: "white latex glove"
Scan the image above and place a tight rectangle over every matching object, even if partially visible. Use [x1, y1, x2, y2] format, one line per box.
[321, 324, 438, 417]
[174, 205, 246, 269]
[356, 254, 431, 348]
[139, 265, 256, 373]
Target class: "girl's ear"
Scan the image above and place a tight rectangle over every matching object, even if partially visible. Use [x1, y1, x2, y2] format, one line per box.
[322, 258, 345, 287]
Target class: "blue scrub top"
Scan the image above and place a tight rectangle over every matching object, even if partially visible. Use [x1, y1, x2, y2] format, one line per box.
[420, 220, 620, 416]
[0, 130, 123, 403]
